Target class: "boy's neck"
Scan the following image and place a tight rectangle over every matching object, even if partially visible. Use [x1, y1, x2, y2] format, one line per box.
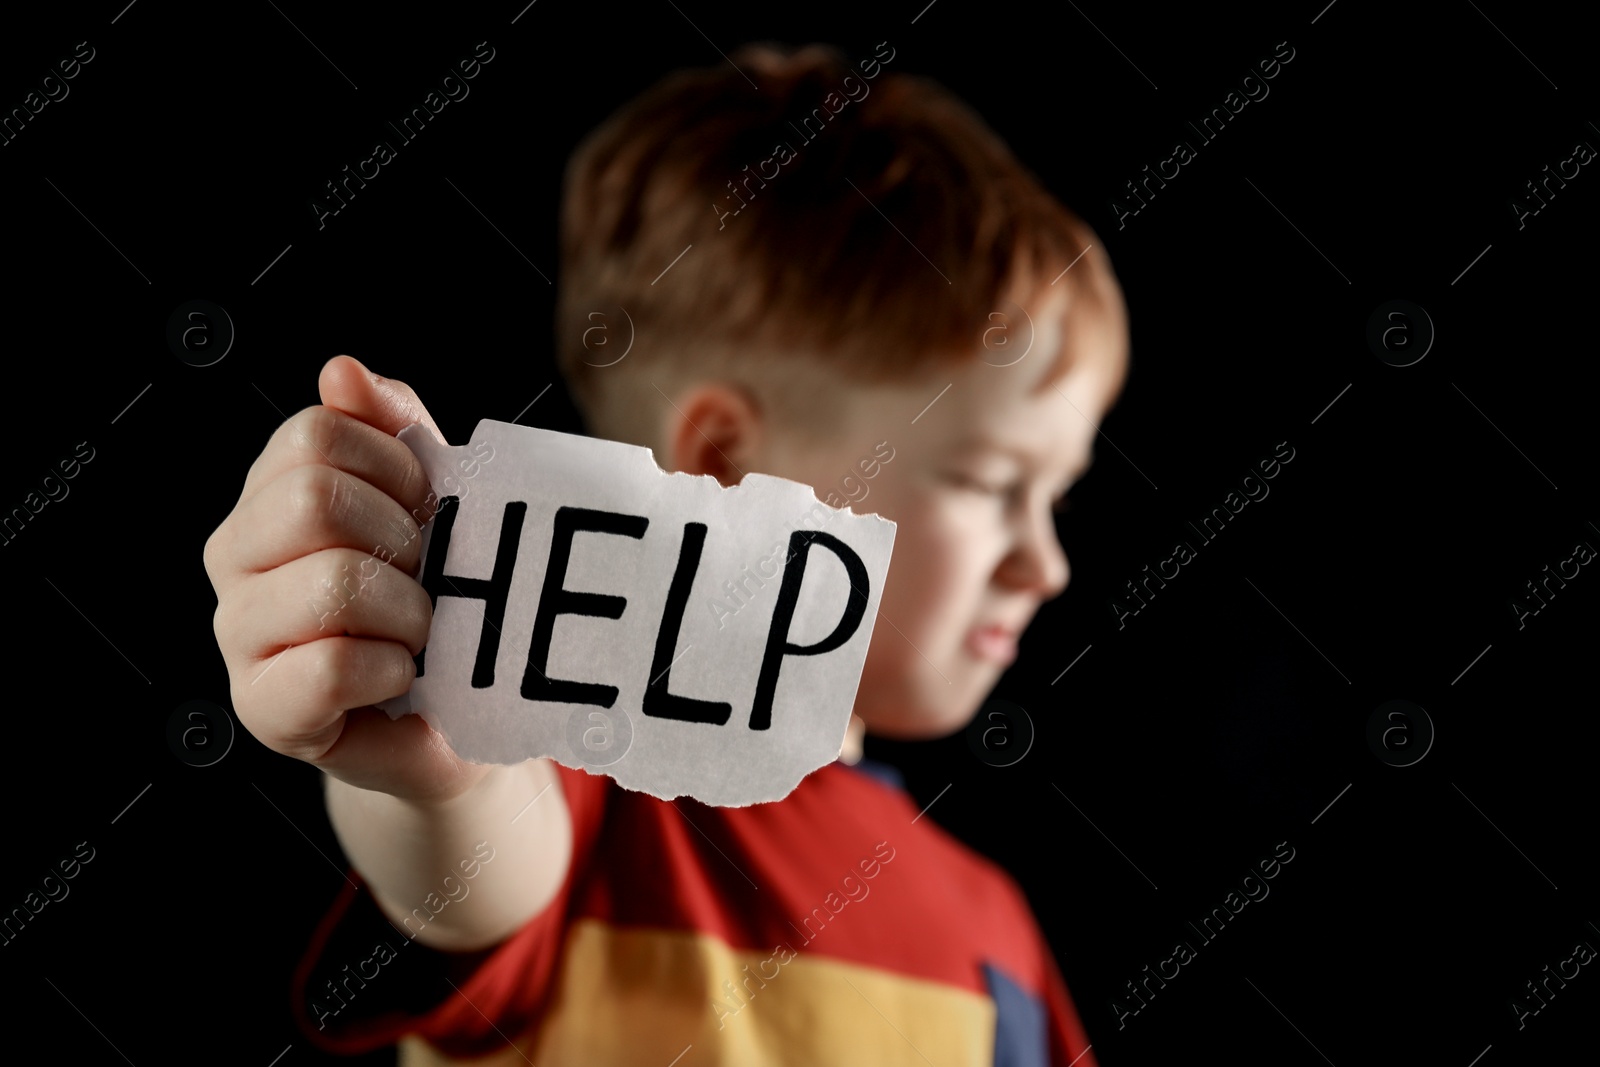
[839, 715, 866, 765]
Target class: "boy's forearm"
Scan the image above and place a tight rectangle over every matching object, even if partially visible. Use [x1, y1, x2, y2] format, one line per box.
[324, 758, 572, 952]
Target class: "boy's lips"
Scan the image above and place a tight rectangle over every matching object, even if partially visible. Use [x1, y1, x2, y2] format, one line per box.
[966, 624, 1018, 665]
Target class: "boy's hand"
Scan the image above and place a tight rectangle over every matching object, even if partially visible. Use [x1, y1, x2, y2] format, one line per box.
[204, 356, 490, 804]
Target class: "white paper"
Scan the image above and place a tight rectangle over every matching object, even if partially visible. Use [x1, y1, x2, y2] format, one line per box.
[378, 419, 896, 807]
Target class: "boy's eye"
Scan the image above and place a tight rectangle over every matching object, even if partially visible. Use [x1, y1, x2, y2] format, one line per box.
[946, 472, 1011, 497]
[946, 471, 1073, 513]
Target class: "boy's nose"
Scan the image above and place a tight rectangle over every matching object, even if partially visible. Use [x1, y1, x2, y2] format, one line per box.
[998, 509, 1070, 599]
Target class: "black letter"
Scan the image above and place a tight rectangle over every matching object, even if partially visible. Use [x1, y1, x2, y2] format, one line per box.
[749, 531, 869, 730]
[522, 507, 648, 707]
[416, 498, 525, 687]
[643, 522, 732, 725]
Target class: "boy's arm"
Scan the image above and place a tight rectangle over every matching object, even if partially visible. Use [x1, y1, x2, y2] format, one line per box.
[323, 756, 573, 951]
[205, 356, 575, 952]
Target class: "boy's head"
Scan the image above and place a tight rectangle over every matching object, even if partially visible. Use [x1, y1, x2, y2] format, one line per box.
[556, 42, 1129, 739]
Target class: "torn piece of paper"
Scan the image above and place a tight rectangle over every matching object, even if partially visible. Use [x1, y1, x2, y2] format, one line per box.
[378, 419, 896, 807]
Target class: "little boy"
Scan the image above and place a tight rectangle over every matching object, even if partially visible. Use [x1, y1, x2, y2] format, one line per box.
[205, 42, 1128, 1066]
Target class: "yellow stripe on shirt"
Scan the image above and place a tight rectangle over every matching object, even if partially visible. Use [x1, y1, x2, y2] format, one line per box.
[400, 917, 998, 1067]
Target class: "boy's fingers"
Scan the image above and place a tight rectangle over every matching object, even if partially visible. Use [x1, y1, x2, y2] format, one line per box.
[230, 637, 417, 763]
[222, 464, 425, 578]
[311, 707, 487, 802]
[214, 549, 433, 662]
[319, 355, 446, 442]
[237, 404, 434, 515]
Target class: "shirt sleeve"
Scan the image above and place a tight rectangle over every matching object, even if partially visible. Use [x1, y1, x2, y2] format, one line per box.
[290, 762, 612, 1057]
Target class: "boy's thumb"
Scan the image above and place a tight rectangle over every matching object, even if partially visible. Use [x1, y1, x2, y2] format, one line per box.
[318, 355, 446, 442]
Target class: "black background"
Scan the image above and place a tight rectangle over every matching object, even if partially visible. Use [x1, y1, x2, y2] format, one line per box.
[2, 1, 1595, 1064]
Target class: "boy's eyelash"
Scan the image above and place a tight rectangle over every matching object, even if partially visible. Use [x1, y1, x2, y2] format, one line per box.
[949, 473, 1010, 496]
[950, 472, 1074, 513]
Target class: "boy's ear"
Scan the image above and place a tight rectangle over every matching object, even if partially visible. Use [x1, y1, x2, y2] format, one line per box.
[663, 382, 762, 487]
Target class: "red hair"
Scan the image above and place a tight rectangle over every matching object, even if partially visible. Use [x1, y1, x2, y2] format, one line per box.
[557, 42, 1124, 440]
